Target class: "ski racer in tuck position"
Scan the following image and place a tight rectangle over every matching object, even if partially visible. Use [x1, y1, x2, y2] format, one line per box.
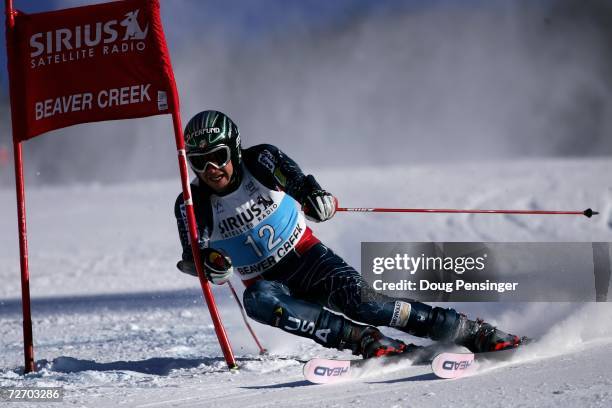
[175, 110, 525, 359]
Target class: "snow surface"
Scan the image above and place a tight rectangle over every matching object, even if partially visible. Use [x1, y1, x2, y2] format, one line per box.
[1, 158, 612, 407]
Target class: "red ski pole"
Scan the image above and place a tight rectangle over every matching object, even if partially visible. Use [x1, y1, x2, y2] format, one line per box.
[227, 281, 267, 355]
[337, 207, 598, 218]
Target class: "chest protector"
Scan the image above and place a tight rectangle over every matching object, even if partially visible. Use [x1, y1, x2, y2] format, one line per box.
[209, 166, 306, 280]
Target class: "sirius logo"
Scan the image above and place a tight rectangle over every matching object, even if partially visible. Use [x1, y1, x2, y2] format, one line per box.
[257, 195, 274, 209]
[29, 9, 149, 58]
[120, 10, 149, 40]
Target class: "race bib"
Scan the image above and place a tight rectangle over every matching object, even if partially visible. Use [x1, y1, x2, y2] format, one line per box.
[209, 167, 306, 280]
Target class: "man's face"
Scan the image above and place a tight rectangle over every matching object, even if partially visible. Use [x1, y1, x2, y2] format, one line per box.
[200, 160, 234, 192]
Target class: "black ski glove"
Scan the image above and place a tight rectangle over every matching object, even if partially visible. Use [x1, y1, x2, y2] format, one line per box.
[300, 175, 338, 223]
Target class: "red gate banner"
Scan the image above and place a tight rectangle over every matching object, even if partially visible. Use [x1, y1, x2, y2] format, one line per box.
[8, 0, 177, 141]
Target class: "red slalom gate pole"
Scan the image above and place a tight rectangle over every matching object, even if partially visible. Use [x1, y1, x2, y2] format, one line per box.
[337, 207, 598, 218]
[13, 141, 34, 374]
[169, 106, 237, 369]
[6, 0, 35, 374]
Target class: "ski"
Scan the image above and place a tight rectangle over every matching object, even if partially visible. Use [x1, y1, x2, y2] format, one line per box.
[431, 346, 524, 379]
[304, 344, 526, 384]
[303, 344, 441, 384]
[303, 358, 353, 384]
[431, 351, 476, 379]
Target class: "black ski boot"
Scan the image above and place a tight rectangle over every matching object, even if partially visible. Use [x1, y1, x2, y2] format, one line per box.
[453, 315, 526, 352]
[342, 325, 415, 358]
[359, 327, 409, 358]
[401, 303, 527, 353]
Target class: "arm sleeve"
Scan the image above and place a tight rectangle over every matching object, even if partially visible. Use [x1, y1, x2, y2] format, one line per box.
[175, 192, 214, 276]
[243, 144, 323, 204]
[174, 193, 194, 264]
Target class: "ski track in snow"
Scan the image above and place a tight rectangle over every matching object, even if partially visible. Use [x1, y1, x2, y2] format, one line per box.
[1, 158, 612, 407]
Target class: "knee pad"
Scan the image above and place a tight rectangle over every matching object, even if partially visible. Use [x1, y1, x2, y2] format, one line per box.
[242, 280, 326, 332]
[243, 280, 290, 325]
[242, 280, 348, 348]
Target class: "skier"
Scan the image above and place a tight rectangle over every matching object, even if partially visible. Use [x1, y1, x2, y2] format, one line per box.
[175, 110, 524, 359]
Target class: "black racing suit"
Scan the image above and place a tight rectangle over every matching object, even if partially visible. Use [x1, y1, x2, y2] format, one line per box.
[175, 144, 459, 352]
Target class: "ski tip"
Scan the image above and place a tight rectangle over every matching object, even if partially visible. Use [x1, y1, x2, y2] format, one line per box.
[583, 208, 598, 218]
[431, 352, 476, 379]
[303, 358, 352, 384]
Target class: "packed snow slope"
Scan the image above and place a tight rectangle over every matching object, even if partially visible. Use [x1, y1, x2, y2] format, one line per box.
[1, 158, 612, 408]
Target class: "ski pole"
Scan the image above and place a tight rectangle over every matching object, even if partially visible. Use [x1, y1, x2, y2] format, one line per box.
[337, 207, 598, 218]
[227, 281, 267, 355]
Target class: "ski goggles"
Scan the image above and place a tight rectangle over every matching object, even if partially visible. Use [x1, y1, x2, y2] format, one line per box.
[187, 145, 231, 172]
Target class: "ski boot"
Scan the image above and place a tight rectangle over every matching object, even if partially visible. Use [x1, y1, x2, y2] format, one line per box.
[401, 303, 528, 353]
[359, 327, 409, 358]
[344, 326, 415, 358]
[453, 315, 527, 352]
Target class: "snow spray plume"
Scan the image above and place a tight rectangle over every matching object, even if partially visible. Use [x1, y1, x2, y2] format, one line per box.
[495, 303, 612, 362]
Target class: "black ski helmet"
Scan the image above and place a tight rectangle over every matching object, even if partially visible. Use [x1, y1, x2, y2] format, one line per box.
[183, 110, 242, 171]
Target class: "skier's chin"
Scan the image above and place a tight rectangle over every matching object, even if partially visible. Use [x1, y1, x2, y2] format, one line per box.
[202, 174, 230, 192]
